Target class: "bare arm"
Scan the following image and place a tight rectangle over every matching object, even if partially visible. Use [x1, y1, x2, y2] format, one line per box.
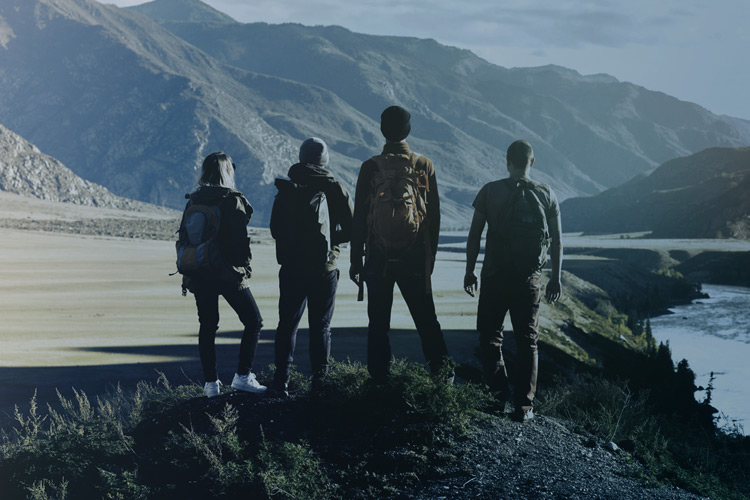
[545, 211, 563, 303]
[464, 209, 486, 297]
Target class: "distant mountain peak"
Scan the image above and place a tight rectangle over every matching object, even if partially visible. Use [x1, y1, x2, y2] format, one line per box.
[126, 0, 237, 24]
[512, 64, 619, 84]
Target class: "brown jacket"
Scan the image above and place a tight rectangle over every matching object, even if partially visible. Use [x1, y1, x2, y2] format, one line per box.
[350, 141, 440, 267]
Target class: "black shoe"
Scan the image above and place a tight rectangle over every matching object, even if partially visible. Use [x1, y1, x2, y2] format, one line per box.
[267, 385, 289, 399]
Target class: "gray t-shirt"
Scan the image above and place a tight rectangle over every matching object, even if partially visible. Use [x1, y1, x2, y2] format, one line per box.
[472, 177, 560, 278]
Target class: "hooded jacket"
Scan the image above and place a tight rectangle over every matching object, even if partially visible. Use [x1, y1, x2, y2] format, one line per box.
[183, 186, 254, 289]
[270, 162, 354, 272]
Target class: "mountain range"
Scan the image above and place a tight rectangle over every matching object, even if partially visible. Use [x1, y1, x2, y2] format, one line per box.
[561, 147, 750, 239]
[0, 0, 748, 226]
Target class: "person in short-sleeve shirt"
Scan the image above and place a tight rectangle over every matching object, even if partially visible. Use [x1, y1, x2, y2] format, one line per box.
[464, 140, 562, 422]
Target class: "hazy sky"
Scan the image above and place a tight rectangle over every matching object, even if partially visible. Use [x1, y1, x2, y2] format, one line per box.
[107, 0, 750, 120]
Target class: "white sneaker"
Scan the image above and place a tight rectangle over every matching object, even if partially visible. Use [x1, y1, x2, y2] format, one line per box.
[203, 380, 223, 398]
[231, 372, 267, 394]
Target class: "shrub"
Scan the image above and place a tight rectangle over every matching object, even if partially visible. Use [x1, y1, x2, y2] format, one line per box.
[318, 358, 489, 436]
[258, 431, 335, 500]
[538, 370, 750, 500]
[0, 359, 492, 499]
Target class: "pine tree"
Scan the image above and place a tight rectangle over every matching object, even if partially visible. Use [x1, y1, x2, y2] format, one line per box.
[645, 316, 655, 352]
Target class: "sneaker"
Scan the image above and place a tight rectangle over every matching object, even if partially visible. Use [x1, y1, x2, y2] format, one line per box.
[512, 407, 535, 423]
[203, 380, 223, 398]
[231, 372, 267, 394]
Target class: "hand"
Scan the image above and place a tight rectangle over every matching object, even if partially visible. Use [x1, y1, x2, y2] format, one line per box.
[545, 279, 561, 304]
[350, 261, 363, 286]
[464, 272, 478, 297]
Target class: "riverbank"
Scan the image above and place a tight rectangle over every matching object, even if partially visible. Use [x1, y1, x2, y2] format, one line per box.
[651, 284, 750, 433]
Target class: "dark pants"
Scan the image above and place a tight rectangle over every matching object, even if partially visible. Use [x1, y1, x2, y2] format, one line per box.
[273, 266, 338, 388]
[194, 281, 263, 383]
[477, 272, 541, 410]
[364, 258, 451, 380]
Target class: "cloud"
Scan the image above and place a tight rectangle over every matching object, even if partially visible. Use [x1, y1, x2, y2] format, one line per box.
[205, 0, 689, 49]
[109, 0, 694, 49]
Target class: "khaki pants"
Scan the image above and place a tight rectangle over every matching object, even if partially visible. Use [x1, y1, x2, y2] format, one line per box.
[477, 272, 541, 410]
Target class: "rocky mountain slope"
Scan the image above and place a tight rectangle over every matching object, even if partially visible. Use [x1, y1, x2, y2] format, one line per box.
[0, 122, 156, 210]
[144, 7, 750, 194]
[561, 147, 750, 239]
[1, 0, 749, 227]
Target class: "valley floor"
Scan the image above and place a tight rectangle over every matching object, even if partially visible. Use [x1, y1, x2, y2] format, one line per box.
[2, 215, 748, 424]
[0, 228, 483, 422]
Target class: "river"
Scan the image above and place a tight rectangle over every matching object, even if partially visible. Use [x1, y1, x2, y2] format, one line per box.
[650, 284, 750, 434]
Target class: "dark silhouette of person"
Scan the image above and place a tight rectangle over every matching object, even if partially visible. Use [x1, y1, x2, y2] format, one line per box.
[182, 152, 266, 398]
[350, 106, 453, 382]
[270, 138, 353, 396]
[464, 140, 563, 421]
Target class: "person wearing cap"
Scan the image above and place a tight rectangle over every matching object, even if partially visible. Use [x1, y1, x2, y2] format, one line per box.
[349, 106, 453, 382]
[269, 138, 353, 396]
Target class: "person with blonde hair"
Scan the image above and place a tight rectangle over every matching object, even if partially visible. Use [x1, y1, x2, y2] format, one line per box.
[178, 151, 266, 398]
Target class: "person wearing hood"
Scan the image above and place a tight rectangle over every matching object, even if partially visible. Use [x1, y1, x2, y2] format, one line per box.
[269, 137, 354, 396]
[182, 152, 267, 398]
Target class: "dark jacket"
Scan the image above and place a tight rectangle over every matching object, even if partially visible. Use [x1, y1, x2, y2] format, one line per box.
[270, 162, 354, 272]
[183, 186, 254, 290]
[350, 141, 440, 269]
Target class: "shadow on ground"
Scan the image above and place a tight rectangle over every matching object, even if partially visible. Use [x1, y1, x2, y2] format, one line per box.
[0, 326, 584, 427]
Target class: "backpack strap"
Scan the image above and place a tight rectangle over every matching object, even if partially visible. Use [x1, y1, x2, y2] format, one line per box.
[498, 179, 524, 233]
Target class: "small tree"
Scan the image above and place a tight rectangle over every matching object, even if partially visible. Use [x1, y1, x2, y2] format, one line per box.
[644, 317, 655, 352]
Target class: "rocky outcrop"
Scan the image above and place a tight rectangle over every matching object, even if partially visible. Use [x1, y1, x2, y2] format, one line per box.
[0, 123, 150, 210]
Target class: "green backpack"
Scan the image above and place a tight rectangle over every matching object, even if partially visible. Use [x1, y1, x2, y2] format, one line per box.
[498, 179, 551, 276]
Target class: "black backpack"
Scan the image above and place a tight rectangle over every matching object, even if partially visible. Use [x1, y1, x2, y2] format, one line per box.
[175, 201, 223, 277]
[271, 178, 331, 269]
[498, 179, 551, 276]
